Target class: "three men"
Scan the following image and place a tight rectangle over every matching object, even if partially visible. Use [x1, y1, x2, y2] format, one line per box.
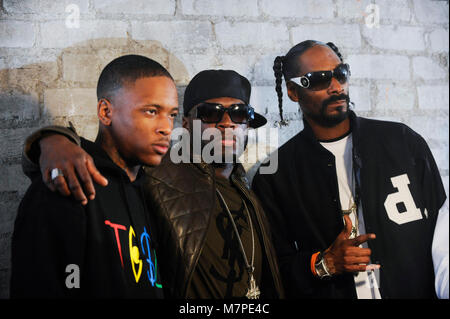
[12, 40, 447, 299]
[252, 40, 447, 298]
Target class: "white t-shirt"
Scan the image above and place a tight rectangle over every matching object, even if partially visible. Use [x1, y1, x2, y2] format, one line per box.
[433, 198, 449, 299]
[320, 134, 381, 299]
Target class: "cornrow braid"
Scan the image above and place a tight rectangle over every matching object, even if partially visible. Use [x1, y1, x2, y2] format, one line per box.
[326, 42, 343, 63]
[273, 56, 287, 125]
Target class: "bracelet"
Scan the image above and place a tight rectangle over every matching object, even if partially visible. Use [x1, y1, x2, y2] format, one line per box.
[310, 251, 320, 276]
[315, 252, 332, 279]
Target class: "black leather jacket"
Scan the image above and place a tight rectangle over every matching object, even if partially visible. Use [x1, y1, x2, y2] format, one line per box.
[143, 156, 285, 298]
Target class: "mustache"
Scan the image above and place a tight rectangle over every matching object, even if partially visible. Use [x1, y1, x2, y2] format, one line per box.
[321, 94, 350, 110]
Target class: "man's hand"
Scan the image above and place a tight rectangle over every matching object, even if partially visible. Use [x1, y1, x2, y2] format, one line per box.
[323, 214, 378, 275]
[39, 134, 108, 205]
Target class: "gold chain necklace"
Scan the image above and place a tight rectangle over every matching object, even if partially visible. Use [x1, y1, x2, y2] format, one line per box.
[341, 158, 358, 238]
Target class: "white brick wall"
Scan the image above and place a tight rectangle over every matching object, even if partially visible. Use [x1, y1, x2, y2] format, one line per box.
[215, 22, 290, 50]
[347, 55, 411, 80]
[291, 24, 362, 49]
[362, 26, 426, 52]
[250, 85, 298, 115]
[253, 53, 279, 84]
[260, 0, 334, 19]
[413, 0, 449, 24]
[350, 85, 371, 112]
[39, 20, 128, 48]
[0, 21, 35, 48]
[429, 28, 449, 52]
[43, 88, 97, 117]
[93, 0, 175, 15]
[412, 56, 448, 80]
[181, 0, 258, 17]
[4, 0, 90, 14]
[375, 84, 416, 111]
[132, 21, 213, 52]
[0, 0, 448, 298]
[417, 85, 450, 110]
[336, 0, 412, 23]
[410, 116, 449, 143]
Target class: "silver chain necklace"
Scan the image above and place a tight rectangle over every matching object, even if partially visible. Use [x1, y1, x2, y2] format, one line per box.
[215, 189, 260, 299]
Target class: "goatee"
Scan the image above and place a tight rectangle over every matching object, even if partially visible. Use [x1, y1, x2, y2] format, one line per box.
[302, 93, 351, 128]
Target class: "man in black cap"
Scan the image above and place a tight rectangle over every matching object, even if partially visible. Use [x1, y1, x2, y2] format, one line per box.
[20, 69, 284, 299]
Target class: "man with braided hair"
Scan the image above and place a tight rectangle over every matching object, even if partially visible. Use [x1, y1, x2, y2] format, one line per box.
[252, 40, 448, 299]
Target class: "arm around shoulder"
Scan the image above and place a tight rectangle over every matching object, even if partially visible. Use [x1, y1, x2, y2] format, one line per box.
[22, 124, 81, 178]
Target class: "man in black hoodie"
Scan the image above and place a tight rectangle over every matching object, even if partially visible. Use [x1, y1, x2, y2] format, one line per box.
[10, 55, 179, 298]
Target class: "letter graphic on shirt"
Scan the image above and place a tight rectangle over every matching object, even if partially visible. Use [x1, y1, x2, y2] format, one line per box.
[140, 227, 156, 286]
[384, 174, 422, 225]
[153, 252, 162, 288]
[129, 226, 143, 283]
[105, 220, 127, 267]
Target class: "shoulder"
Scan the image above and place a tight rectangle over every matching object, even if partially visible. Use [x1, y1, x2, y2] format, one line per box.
[261, 131, 303, 170]
[357, 116, 428, 151]
[358, 116, 421, 140]
[252, 136, 299, 189]
[16, 177, 85, 231]
[145, 155, 201, 180]
[277, 131, 304, 156]
[143, 155, 210, 193]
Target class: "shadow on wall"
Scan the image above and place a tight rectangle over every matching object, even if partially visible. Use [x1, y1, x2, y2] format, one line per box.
[0, 38, 189, 298]
[0, 37, 189, 141]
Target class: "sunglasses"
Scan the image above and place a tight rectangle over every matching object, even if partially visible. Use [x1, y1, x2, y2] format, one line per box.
[289, 63, 351, 91]
[190, 102, 255, 124]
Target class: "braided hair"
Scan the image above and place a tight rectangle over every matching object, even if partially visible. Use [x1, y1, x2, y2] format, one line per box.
[273, 41, 344, 125]
[273, 56, 285, 124]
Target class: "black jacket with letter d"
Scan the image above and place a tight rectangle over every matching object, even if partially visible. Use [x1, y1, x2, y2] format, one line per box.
[252, 111, 446, 299]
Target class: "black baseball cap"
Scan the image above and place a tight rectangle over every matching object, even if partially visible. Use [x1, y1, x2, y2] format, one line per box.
[183, 69, 267, 128]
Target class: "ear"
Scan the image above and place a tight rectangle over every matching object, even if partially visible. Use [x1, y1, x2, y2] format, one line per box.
[286, 82, 300, 102]
[98, 98, 113, 126]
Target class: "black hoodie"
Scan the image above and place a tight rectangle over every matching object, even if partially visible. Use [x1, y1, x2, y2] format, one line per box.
[10, 138, 164, 298]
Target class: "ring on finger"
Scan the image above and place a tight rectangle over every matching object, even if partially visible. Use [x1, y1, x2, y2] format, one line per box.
[51, 168, 64, 181]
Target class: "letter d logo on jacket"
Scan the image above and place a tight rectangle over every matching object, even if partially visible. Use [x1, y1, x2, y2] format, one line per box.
[384, 174, 423, 225]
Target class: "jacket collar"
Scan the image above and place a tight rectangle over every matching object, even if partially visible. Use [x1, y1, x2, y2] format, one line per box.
[300, 110, 363, 169]
[193, 161, 250, 188]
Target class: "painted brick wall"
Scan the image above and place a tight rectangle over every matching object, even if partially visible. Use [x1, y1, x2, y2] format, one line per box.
[0, 0, 448, 297]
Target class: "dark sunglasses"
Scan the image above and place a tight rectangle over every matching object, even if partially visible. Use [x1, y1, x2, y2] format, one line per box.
[289, 63, 351, 91]
[190, 102, 255, 124]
